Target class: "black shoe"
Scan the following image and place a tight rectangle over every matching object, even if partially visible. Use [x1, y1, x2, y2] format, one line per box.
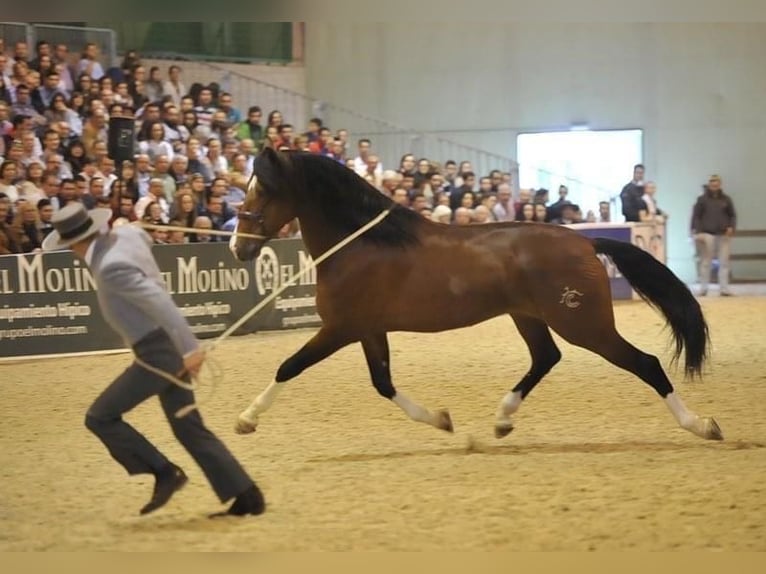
[209, 484, 266, 518]
[140, 464, 188, 515]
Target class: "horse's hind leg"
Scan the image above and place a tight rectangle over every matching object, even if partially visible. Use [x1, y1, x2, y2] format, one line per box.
[495, 314, 562, 438]
[361, 333, 453, 432]
[235, 326, 354, 434]
[541, 285, 722, 441]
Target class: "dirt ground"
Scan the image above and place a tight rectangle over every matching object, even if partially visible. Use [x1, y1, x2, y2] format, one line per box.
[1, 296, 765, 551]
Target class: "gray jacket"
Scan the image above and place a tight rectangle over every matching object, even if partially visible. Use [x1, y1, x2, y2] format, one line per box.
[88, 225, 198, 357]
[691, 188, 737, 235]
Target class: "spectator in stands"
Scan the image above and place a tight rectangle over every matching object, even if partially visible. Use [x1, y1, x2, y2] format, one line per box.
[114, 195, 137, 223]
[47, 93, 82, 136]
[78, 43, 104, 81]
[352, 138, 382, 177]
[166, 219, 187, 244]
[52, 43, 75, 93]
[260, 125, 280, 152]
[267, 110, 283, 130]
[598, 201, 611, 222]
[531, 203, 546, 222]
[0, 195, 20, 253]
[691, 174, 737, 296]
[18, 160, 45, 205]
[472, 205, 492, 224]
[620, 163, 645, 222]
[33, 70, 62, 113]
[135, 177, 170, 222]
[152, 154, 177, 201]
[237, 105, 263, 143]
[81, 108, 108, 159]
[29, 41, 50, 72]
[171, 191, 198, 228]
[379, 170, 402, 198]
[516, 202, 535, 223]
[218, 92, 241, 124]
[547, 184, 571, 221]
[37, 198, 55, 237]
[206, 138, 228, 176]
[431, 204, 452, 224]
[0, 160, 19, 203]
[360, 154, 382, 189]
[411, 158, 431, 190]
[190, 215, 214, 242]
[277, 124, 295, 149]
[193, 87, 217, 128]
[139, 121, 174, 162]
[12, 200, 43, 252]
[493, 183, 515, 221]
[551, 203, 581, 225]
[391, 188, 409, 207]
[12, 85, 46, 127]
[142, 66, 162, 103]
[398, 153, 416, 177]
[454, 207, 472, 225]
[304, 117, 322, 143]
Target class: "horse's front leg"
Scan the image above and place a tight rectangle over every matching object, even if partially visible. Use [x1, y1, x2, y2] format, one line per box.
[361, 333, 453, 432]
[235, 326, 353, 434]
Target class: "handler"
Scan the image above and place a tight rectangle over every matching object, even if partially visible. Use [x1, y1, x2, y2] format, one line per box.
[43, 203, 264, 517]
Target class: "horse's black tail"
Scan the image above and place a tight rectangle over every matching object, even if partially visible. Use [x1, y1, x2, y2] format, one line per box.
[592, 237, 709, 378]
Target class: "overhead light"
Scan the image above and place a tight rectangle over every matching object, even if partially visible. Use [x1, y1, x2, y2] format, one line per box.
[570, 124, 590, 131]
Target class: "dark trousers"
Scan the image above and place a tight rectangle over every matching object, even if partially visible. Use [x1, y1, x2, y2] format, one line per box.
[85, 328, 253, 502]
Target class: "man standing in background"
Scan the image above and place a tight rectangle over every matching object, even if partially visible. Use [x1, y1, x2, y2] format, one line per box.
[620, 163, 645, 222]
[691, 174, 737, 296]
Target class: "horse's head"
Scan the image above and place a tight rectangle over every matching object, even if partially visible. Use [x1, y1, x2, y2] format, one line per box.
[231, 147, 297, 261]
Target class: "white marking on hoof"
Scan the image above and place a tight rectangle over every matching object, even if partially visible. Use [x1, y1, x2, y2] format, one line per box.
[235, 413, 258, 435]
[494, 390, 522, 439]
[664, 392, 723, 441]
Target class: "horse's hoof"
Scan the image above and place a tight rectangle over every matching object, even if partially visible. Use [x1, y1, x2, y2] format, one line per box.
[705, 417, 724, 441]
[436, 409, 454, 433]
[494, 422, 514, 439]
[234, 415, 257, 435]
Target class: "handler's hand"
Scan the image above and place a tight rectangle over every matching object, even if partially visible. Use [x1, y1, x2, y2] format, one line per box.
[182, 349, 206, 378]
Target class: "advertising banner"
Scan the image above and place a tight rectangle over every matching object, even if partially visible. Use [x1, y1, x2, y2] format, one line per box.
[0, 238, 322, 360]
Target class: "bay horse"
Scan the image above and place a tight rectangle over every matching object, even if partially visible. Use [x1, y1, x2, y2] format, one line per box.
[230, 147, 722, 441]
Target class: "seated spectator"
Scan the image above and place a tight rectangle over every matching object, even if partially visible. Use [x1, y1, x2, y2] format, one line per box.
[0, 160, 19, 203]
[166, 219, 187, 244]
[12, 200, 43, 252]
[472, 205, 492, 224]
[454, 207, 473, 225]
[78, 43, 104, 80]
[0, 195, 21, 253]
[139, 121, 174, 162]
[218, 92, 241, 125]
[37, 198, 55, 237]
[134, 177, 169, 221]
[551, 203, 581, 225]
[431, 204, 452, 224]
[493, 183, 515, 221]
[190, 215, 214, 243]
[237, 105, 263, 143]
[162, 65, 184, 106]
[516, 202, 536, 223]
[18, 160, 45, 205]
[171, 190, 198, 228]
[534, 203, 548, 222]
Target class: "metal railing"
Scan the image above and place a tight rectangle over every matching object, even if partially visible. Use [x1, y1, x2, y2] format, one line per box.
[199, 60, 520, 181]
[1, 22, 117, 68]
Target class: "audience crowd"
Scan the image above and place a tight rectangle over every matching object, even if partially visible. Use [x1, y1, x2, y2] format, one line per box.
[0, 36, 682, 257]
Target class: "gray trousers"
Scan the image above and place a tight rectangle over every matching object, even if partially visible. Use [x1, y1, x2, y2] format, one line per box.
[85, 328, 253, 502]
[694, 232, 732, 292]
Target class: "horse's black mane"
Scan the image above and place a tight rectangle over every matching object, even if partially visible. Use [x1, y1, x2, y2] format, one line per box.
[275, 152, 423, 247]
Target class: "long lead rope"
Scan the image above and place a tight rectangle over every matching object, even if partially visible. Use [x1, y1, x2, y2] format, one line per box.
[134, 208, 393, 418]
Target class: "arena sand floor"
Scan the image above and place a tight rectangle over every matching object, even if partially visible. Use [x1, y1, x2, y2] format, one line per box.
[1, 296, 764, 551]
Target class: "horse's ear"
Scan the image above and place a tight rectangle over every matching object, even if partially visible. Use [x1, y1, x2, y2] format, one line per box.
[255, 146, 290, 186]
